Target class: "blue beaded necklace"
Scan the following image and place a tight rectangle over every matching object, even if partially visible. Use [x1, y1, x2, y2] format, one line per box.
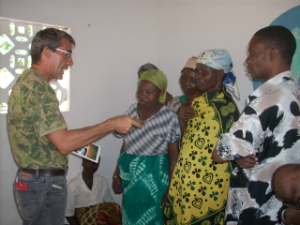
[84, 178, 91, 183]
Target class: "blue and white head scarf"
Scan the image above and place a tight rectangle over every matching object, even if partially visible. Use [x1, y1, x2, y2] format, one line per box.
[197, 49, 240, 100]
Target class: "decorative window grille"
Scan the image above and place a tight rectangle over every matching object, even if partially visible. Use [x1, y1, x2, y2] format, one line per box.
[0, 17, 71, 114]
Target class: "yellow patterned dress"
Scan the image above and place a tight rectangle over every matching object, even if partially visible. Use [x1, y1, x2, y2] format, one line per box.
[163, 87, 240, 225]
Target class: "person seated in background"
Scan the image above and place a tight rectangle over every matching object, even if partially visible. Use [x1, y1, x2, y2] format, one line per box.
[138, 63, 173, 105]
[66, 158, 121, 225]
[113, 69, 181, 224]
[272, 164, 300, 225]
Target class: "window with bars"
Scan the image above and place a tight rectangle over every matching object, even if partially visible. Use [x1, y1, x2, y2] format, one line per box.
[0, 17, 71, 114]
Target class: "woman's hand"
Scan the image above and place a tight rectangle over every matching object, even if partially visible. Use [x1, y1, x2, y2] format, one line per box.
[160, 191, 169, 208]
[112, 176, 124, 194]
[178, 101, 195, 122]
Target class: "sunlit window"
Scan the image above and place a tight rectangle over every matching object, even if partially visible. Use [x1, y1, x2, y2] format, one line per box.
[0, 17, 71, 114]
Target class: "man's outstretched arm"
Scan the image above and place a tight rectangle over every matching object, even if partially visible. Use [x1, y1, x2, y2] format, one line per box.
[47, 115, 142, 155]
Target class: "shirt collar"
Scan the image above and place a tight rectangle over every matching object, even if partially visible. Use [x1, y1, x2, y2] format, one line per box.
[247, 71, 294, 104]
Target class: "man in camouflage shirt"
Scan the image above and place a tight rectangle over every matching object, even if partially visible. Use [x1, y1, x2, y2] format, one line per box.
[7, 28, 141, 225]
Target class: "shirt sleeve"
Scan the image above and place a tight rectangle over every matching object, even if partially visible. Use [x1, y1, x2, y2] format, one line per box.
[65, 183, 76, 217]
[166, 114, 181, 144]
[216, 105, 264, 160]
[33, 83, 67, 137]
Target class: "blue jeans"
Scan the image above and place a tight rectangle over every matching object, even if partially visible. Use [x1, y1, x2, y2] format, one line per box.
[13, 169, 67, 225]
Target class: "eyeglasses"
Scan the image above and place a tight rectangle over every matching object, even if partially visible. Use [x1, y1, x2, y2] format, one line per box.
[55, 48, 72, 59]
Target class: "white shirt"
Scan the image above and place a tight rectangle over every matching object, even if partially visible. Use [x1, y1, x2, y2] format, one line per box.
[65, 173, 114, 217]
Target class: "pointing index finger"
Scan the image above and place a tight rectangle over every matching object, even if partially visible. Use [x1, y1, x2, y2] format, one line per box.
[132, 119, 143, 128]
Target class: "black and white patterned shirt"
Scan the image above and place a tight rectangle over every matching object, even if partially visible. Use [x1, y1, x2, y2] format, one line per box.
[216, 71, 300, 225]
[123, 103, 181, 156]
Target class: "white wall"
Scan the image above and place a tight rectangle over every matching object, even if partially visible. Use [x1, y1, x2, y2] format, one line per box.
[0, 0, 299, 224]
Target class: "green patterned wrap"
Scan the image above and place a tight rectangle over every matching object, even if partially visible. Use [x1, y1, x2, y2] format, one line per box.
[119, 152, 169, 225]
[7, 69, 68, 170]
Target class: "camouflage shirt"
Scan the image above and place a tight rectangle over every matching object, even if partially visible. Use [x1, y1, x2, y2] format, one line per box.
[7, 69, 68, 169]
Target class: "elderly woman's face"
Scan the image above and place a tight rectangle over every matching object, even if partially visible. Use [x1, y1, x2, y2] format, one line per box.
[137, 80, 163, 107]
[179, 69, 199, 96]
[195, 63, 221, 93]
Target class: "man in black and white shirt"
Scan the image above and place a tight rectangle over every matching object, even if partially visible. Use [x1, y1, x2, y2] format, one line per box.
[213, 25, 300, 225]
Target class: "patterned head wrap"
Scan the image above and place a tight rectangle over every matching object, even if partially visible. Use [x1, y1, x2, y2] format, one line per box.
[183, 57, 197, 70]
[138, 69, 168, 104]
[197, 49, 240, 100]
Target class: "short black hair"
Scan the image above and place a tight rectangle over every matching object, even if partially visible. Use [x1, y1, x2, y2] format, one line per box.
[31, 28, 75, 64]
[254, 25, 296, 66]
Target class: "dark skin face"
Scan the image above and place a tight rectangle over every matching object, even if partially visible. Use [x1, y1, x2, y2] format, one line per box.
[179, 68, 203, 100]
[82, 158, 100, 176]
[245, 35, 273, 81]
[195, 63, 224, 93]
[138, 69, 172, 105]
[136, 80, 164, 121]
[137, 80, 164, 108]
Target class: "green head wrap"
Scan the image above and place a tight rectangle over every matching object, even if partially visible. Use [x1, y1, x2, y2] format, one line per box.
[138, 69, 168, 104]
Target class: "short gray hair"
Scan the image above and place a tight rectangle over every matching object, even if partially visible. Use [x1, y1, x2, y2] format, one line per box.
[31, 28, 75, 64]
[137, 63, 159, 75]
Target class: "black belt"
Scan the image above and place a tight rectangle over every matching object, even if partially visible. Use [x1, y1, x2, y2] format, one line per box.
[20, 167, 65, 176]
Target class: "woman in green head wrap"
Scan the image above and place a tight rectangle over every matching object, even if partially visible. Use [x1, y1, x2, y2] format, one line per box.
[137, 64, 174, 105]
[112, 69, 181, 225]
[138, 69, 168, 104]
